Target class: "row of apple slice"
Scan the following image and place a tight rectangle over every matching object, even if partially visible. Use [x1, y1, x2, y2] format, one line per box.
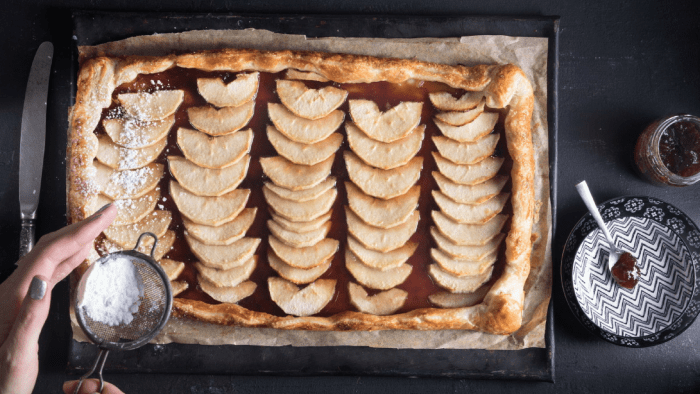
[169, 75, 265, 304]
[259, 79, 349, 317]
[342, 98, 427, 316]
[92, 89, 187, 294]
[426, 91, 510, 308]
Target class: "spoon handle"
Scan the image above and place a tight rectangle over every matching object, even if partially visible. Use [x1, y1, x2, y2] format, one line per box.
[575, 181, 616, 247]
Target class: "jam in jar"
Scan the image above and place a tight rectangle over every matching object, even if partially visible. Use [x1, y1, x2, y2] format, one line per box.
[635, 114, 700, 186]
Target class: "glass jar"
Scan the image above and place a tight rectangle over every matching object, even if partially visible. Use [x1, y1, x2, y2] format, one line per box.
[634, 114, 700, 187]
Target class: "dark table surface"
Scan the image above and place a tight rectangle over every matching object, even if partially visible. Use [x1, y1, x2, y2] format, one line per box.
[1, 1, 699, 393]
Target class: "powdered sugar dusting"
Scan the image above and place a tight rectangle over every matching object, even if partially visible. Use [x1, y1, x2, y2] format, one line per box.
[115, 197, 137, 211]
[119, 117, 165, 148]
[110, 166, 154, 196]
[118, 146, 141, 170]
[80, 255, 144, 326]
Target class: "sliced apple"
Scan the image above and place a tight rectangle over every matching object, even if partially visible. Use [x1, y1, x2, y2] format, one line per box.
[433, 153, 503, 185]
[268, 277, 336, 317]
[268, 220, 331, 248]
[431, 227, 505, 261]
[431, 248, 497, 277]
[345, 249, 412, 290]
[197, 73, 259, 108]
[267, 125, 342, 166]
[348, 282, 408, 315]
[268, 103, 344, 144]
[93, 161, 163, 200]
[101, 230, 175, 261]
[268, 236, 339, 270]
[346, 236, 417, 271]
[433, 191, 509, 224]
[284, 69, 329, 82]
[171, 280, 189, 297]
[434, 100, 486, 126]
[433, 172, 508, 205]
[270, 210, 332, 233]
[177, 127, 253, 169]
[96, 134, 166, 170]
[429, 263, 493, 294]
[268, 251, 331, 285]
[187, 101, 255, 136]
[263, 185, 336, 222]
[103, 210, 171, 249]
[346, 182, 418, 229]
[118, 90, 184, 121]
[428, 285, 490, 308]
[183, 208, 257, 246]
[345, 151, 422, 200]
[170, 181, 249, 226]
[434, 112, 499, 143]
[265, 177, 336, 203]
[187, 235, 260, 270]
[84, 188, 159, 226]
[348, 100, 422, 143]
[260, 155, 334, 191]
[199, 277, 256, 304]
[277, 79, 348, 120]
[432, 134, 500, 165]
[429, 91, 484, 112]
[346, 207, 419, 253]
[432, 211, 507, 246]
[168, 155, 250, 197]
[346, 122, 424, 170]
[195, 255, 257, 288]
[152, 230, 175, 261]
[159, 259, 185, 281]
[103, 114, 175, 149]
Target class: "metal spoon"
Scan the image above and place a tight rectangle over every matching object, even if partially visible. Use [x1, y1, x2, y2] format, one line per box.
[575, 181, 623, 272]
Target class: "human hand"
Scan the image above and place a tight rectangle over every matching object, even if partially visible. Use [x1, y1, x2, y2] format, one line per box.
[0, 203, 117, 394]
[63, 378, 125, 394]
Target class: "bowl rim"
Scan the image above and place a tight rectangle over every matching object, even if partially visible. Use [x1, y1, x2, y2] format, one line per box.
[560, 195, 700, 347]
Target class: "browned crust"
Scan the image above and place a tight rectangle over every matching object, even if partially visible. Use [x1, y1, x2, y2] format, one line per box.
[68, 48, 535, 335]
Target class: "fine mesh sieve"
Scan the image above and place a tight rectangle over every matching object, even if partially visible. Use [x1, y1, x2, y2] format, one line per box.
[73, 232, 172, 393]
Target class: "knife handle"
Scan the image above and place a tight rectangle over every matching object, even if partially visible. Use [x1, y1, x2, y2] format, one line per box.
[19, 218, 36, 258]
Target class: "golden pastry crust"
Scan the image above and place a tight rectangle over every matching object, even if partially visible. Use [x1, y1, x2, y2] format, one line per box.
[68, 48, 535, 335]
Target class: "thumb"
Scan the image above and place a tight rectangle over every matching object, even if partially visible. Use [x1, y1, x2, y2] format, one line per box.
[5, 276, 51, 353]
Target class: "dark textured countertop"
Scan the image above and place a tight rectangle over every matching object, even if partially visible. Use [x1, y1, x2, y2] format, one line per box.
[1, 1, 699, 393]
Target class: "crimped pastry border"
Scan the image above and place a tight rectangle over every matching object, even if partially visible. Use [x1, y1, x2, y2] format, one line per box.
[67, 48, 535, 335]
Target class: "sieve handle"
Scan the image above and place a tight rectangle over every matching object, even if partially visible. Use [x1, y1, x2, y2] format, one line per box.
[133, 232, 159, 258]
[73, 348, 109, 394]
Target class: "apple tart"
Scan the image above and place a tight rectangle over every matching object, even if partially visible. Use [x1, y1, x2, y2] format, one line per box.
[68, 48, 535, 334]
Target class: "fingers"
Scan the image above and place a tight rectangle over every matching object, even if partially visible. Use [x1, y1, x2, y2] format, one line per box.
[33, 203, 117, 267]
[14, 204, 117, 293]
[51, 242, 94, 286]
[0, 276, 50, 362]
[63, 379, 125, 394]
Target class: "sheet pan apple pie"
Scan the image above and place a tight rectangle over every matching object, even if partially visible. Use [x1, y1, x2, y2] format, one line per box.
[68, 48, 535, 334]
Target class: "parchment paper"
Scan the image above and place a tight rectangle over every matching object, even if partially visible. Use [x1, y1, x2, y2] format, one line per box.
[74, 29, 552, 350]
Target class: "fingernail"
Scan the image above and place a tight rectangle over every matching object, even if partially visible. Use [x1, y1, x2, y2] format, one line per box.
[89, 203, 112, 221]
[29, 276, 47, 300]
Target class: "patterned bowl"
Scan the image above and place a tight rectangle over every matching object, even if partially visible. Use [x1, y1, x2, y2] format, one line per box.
[561, 196, 700, 347]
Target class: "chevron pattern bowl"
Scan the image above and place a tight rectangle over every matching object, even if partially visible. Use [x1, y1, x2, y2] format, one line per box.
[562, 196, 700, 347]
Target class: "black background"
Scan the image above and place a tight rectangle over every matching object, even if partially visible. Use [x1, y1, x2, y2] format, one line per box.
[1, 1, 699, 393]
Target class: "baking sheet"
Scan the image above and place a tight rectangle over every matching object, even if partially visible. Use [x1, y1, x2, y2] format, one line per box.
[68, 12, 558, 380]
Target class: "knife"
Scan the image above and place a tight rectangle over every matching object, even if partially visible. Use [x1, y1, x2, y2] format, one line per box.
[19, 41, 53, 259]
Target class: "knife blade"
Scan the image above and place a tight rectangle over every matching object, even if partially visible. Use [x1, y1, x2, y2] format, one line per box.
[19, 41, 53, 259]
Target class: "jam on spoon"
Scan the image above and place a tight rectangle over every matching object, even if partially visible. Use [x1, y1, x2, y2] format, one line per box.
[611, 252, 640, 289]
